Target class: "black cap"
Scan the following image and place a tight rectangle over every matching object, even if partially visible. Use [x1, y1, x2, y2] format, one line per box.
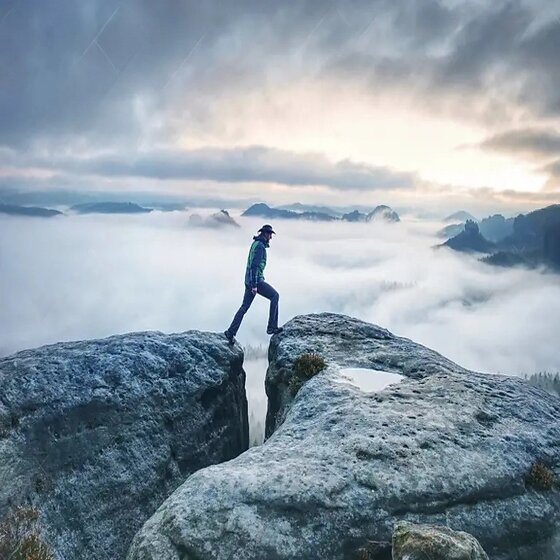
[258, 224, 276, 235]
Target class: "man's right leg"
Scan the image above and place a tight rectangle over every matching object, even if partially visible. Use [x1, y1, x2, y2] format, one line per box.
[257, 281, 280, 333]
[226, 285, 256, 337]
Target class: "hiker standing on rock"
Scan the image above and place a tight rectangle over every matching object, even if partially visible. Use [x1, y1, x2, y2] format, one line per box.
[225, 224, 283, 344]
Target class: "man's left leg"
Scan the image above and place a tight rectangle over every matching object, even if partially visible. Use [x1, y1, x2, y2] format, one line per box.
[226, 285, 256, 340]
[257, 281, 281, 334]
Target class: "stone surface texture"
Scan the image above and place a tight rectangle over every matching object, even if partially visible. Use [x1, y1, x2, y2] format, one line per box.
[128, 314, 560, 560]
[392, 521, 489, 560]
[0, 330, 248, 559]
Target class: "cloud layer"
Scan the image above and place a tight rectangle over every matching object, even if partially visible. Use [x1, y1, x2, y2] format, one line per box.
[2, 0, 560, 144]
[3, 210, 559, 442]
[2, 211, 559, 368]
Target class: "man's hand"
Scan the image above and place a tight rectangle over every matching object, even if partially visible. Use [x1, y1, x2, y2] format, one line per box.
[251, 287, 258, 295]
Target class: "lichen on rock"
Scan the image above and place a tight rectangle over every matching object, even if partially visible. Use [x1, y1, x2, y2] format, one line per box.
[392, 521, 489, 560]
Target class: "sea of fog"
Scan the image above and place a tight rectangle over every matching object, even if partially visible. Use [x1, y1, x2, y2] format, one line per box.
[2, 209, 560, 443]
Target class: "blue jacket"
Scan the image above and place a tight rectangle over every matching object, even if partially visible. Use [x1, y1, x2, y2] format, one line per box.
[245, 235, 268, 288]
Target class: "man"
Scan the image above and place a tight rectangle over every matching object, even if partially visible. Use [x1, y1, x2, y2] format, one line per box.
[225, 224, 283, 344]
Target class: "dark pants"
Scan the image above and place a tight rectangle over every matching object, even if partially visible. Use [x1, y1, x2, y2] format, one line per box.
[227, 282, 279, 336]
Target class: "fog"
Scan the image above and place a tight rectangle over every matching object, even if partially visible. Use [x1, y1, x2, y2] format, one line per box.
[2, 210, 560, 444]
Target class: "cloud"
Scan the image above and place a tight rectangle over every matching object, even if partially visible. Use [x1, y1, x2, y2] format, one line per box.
[3, 0, 560, 150]
[3, 0, 560, 208]
[2, 212, 560, 443]
[479, 128, 560, 159]
[545, 160, 560, 176]
[64, 146, 416, 191]
[542, 160, 560, 192]
[2, 145, 416, 192]
[2, 212, 559, 377]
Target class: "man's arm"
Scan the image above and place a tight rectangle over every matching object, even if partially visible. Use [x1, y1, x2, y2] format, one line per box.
[249, 243, 265, 289]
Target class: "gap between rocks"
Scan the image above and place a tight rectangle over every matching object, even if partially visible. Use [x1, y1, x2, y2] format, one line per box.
[242, 349, 407, 448]
[242, 345, 268, 447]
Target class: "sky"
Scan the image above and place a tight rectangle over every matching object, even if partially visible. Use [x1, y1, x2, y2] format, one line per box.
[1, 0, 560, 214]
[2, 211, 560, 443]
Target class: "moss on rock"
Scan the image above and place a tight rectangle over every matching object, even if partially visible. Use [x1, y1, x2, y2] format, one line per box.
[289, 352, 326, 395]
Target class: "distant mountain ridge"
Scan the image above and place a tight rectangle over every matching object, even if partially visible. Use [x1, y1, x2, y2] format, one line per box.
[70, 202, 153, 214]
[442, 220, 495, 253]
[277, 203, 341, 215]
[342, 210, 367, 222]
[367, 204, 400, 223]
[189, 210, 240, 229]
[0, 203, 63, 217]
[242, 203, 336, 221]
[444, 210, 478, 223]
[438, 214, 514, 243]
[442, 204, 560, 270]
[242, 202, 400, 223]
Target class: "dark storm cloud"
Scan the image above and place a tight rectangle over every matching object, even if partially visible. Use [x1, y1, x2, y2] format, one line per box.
[2, 0, 560, 152]
[23, 146, 415, 191]
[433, 3, 530, 89]
[434, 3, 560, 118]
[324, 2, 560, 120]
[0, 0, 230, 146]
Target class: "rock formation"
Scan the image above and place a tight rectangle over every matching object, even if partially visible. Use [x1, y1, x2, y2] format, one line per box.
[366, 205, 400, 223]
[0, 331, 248, 559]
[342, 210, 368, 222]
[478, 214, 514, 243]
[392, 521, 489, 560]
[128, 313, 560, 560]
[188, 209, 240, 228]
[442, 220, 494, 253]
[265, 314, 468, 436]
[438, 214, 513, 243]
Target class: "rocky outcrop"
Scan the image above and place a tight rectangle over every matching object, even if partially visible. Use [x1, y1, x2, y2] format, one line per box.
[438, 214, 513, 243]
[265, 313, 469, 436]
[342, 210, 368, 222]
[188, 209, 240, 229]
[0, 331, 248, 559]
[127, 313, 560, 560]
[478, 214, 514, 243]
[442, 220, 494, 253]
[392, 521, 489, 560]
[366, 205, 400, 223]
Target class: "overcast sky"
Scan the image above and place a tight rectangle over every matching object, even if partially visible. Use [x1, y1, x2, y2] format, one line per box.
[1, 0, 560, 213]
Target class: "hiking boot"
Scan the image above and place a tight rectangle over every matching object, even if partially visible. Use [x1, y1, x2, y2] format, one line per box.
[266, 327, 284, 335]
[224, 330, 236, 345]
